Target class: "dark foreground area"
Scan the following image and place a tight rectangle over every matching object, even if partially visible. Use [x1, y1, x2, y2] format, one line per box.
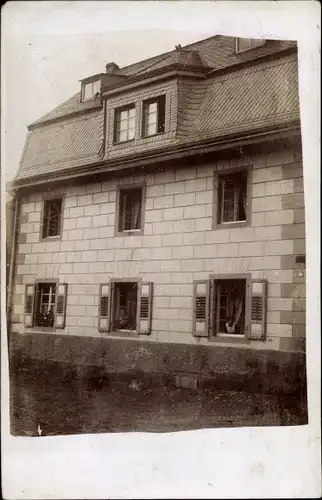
[9, 357, 308, 436]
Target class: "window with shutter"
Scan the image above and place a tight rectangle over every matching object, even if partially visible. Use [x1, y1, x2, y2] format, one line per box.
[34, 282, 56, 328]
[137, 282, 153, 335]
[208, 274, 252, 339]
[54, 283, 68, 329]
[98, 283, 112, 332]
[249, 279, 267, 340]
[193, 280, 210, 337]
[24, 284, 36, 327]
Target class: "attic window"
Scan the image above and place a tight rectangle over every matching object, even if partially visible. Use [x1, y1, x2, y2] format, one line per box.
[82, 79, 101, 101]
[235, 38, 265, 53]
[142, 95, 166, 137]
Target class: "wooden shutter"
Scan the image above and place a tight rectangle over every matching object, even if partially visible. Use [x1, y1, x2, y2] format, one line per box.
[24, 284, 35, 327]
[248, 279, 267, 340]
[193, 280, 210, 337]
[54, 283, 68, 329]
[98, 283, 112, 332]
[137, 281, 153, 334]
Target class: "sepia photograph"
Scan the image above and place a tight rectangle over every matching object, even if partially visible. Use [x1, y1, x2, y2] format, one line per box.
[5, 11, 308, 438]
[1, 1, 320, 498]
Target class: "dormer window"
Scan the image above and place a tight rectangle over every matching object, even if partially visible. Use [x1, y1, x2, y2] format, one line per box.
[82, 79, 101, 101]
[142, 95, 166, 137]
[114, 104, 136, 143]
[235, 38, 265, 53]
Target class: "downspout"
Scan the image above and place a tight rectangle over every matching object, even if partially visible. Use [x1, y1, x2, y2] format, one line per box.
[6, 192, 20, 346]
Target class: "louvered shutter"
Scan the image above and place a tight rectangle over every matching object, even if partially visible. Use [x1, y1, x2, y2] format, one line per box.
[54, 283, 68, 329]
[24, 284, 35, 327]
[98, 283, 112, 332]
[193, 280, 210, 337]
[137, 282, 153, 334]
[248, 279, 267, 340]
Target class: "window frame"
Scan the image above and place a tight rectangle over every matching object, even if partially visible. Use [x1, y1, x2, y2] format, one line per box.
[208, 273, 252, 344]
[81, 78, 101, 102]
[141, 95, 166, 138]
[235, 37, 266, 54]
[40, 194, 64, 242]
[115, 183, 146, 236]
[113, 104, 136, 144]
[212, 166, 252, 230]
[32, 278, 59, 332]
[109, 278, 141, 338]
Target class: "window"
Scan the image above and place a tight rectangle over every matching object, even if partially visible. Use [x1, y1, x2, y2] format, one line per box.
[216, 170, 249, 226]
[235, 38, 265, 53]
[98, 281, 153, 335]
[42, 199, 62, 238]
[117, 186, 144, 234]
[34, 282, 56, 327]
[114, 105, 136, 143]
[24, 282, 68, 329]
[112, 282, 138, 331]
[214, 279, 246, 336]
[142, 95, 166, 137]
[82, 79, 101, 101]
[193, 276, 267, 341]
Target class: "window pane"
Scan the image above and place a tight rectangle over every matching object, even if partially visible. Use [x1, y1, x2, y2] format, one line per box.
[129, 107, 136, 118]
[129, 117, 136, 128]
[119, 119, 128, 131]
[92, 80, 101, 94]
[147, 112, 157, 125]
[119, 130, 128, 142]
[84, 83, 93, 100]
[120, 110, 128, 121]
[148, 102, 157, 113]
[128, 127, 135, 140]
[147, 123, 157, 136]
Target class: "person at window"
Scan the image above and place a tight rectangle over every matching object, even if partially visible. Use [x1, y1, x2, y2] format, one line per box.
[225, 287, 244, 334]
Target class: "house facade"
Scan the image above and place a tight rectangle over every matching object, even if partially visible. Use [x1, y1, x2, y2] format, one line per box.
[8, 35, 306, 394]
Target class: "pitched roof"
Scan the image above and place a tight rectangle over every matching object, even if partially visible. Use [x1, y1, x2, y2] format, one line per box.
[177, 54, 299, 141]
[13, 35, 299, 186]
[30, 36, 296, 128]
[16, 110, 104, 180]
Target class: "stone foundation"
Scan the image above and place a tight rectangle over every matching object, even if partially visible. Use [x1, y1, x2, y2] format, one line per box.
[9, 332, 307, 396]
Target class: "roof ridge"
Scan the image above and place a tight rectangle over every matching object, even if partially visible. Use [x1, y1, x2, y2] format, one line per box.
[119, 33, 218, 73]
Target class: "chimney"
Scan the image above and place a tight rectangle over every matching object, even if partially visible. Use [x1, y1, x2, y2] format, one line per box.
[105, 62, 120, 74]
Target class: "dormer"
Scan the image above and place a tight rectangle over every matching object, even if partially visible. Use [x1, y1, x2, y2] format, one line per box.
[234, 37, 266, 54]
[80, 74, 104, 102]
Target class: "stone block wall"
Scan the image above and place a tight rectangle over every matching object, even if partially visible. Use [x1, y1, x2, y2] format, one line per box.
[11, 147, 305, 353]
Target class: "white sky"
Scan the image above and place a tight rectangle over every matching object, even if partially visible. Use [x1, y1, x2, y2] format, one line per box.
[2, 1, 217, 183]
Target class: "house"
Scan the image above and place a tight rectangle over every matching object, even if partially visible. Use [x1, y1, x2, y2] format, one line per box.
[7, 35, 306, 394]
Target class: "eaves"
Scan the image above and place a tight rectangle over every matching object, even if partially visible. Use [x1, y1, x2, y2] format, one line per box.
[8, 119, 301, 193]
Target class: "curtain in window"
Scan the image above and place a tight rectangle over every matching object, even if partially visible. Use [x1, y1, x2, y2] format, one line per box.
[133, 197, 141, 229]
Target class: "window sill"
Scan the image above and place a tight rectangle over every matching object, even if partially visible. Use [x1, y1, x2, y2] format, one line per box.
[40, 235, 62, 242]
[115, 229, 144, 237]
[141, 131, 165, 139]
[26, 328, 56, 333]
[213, 220, 249, 230]
[103, 330, 140, 339]
[113, 138, 135, 145]
[208, 335, 250, 345]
